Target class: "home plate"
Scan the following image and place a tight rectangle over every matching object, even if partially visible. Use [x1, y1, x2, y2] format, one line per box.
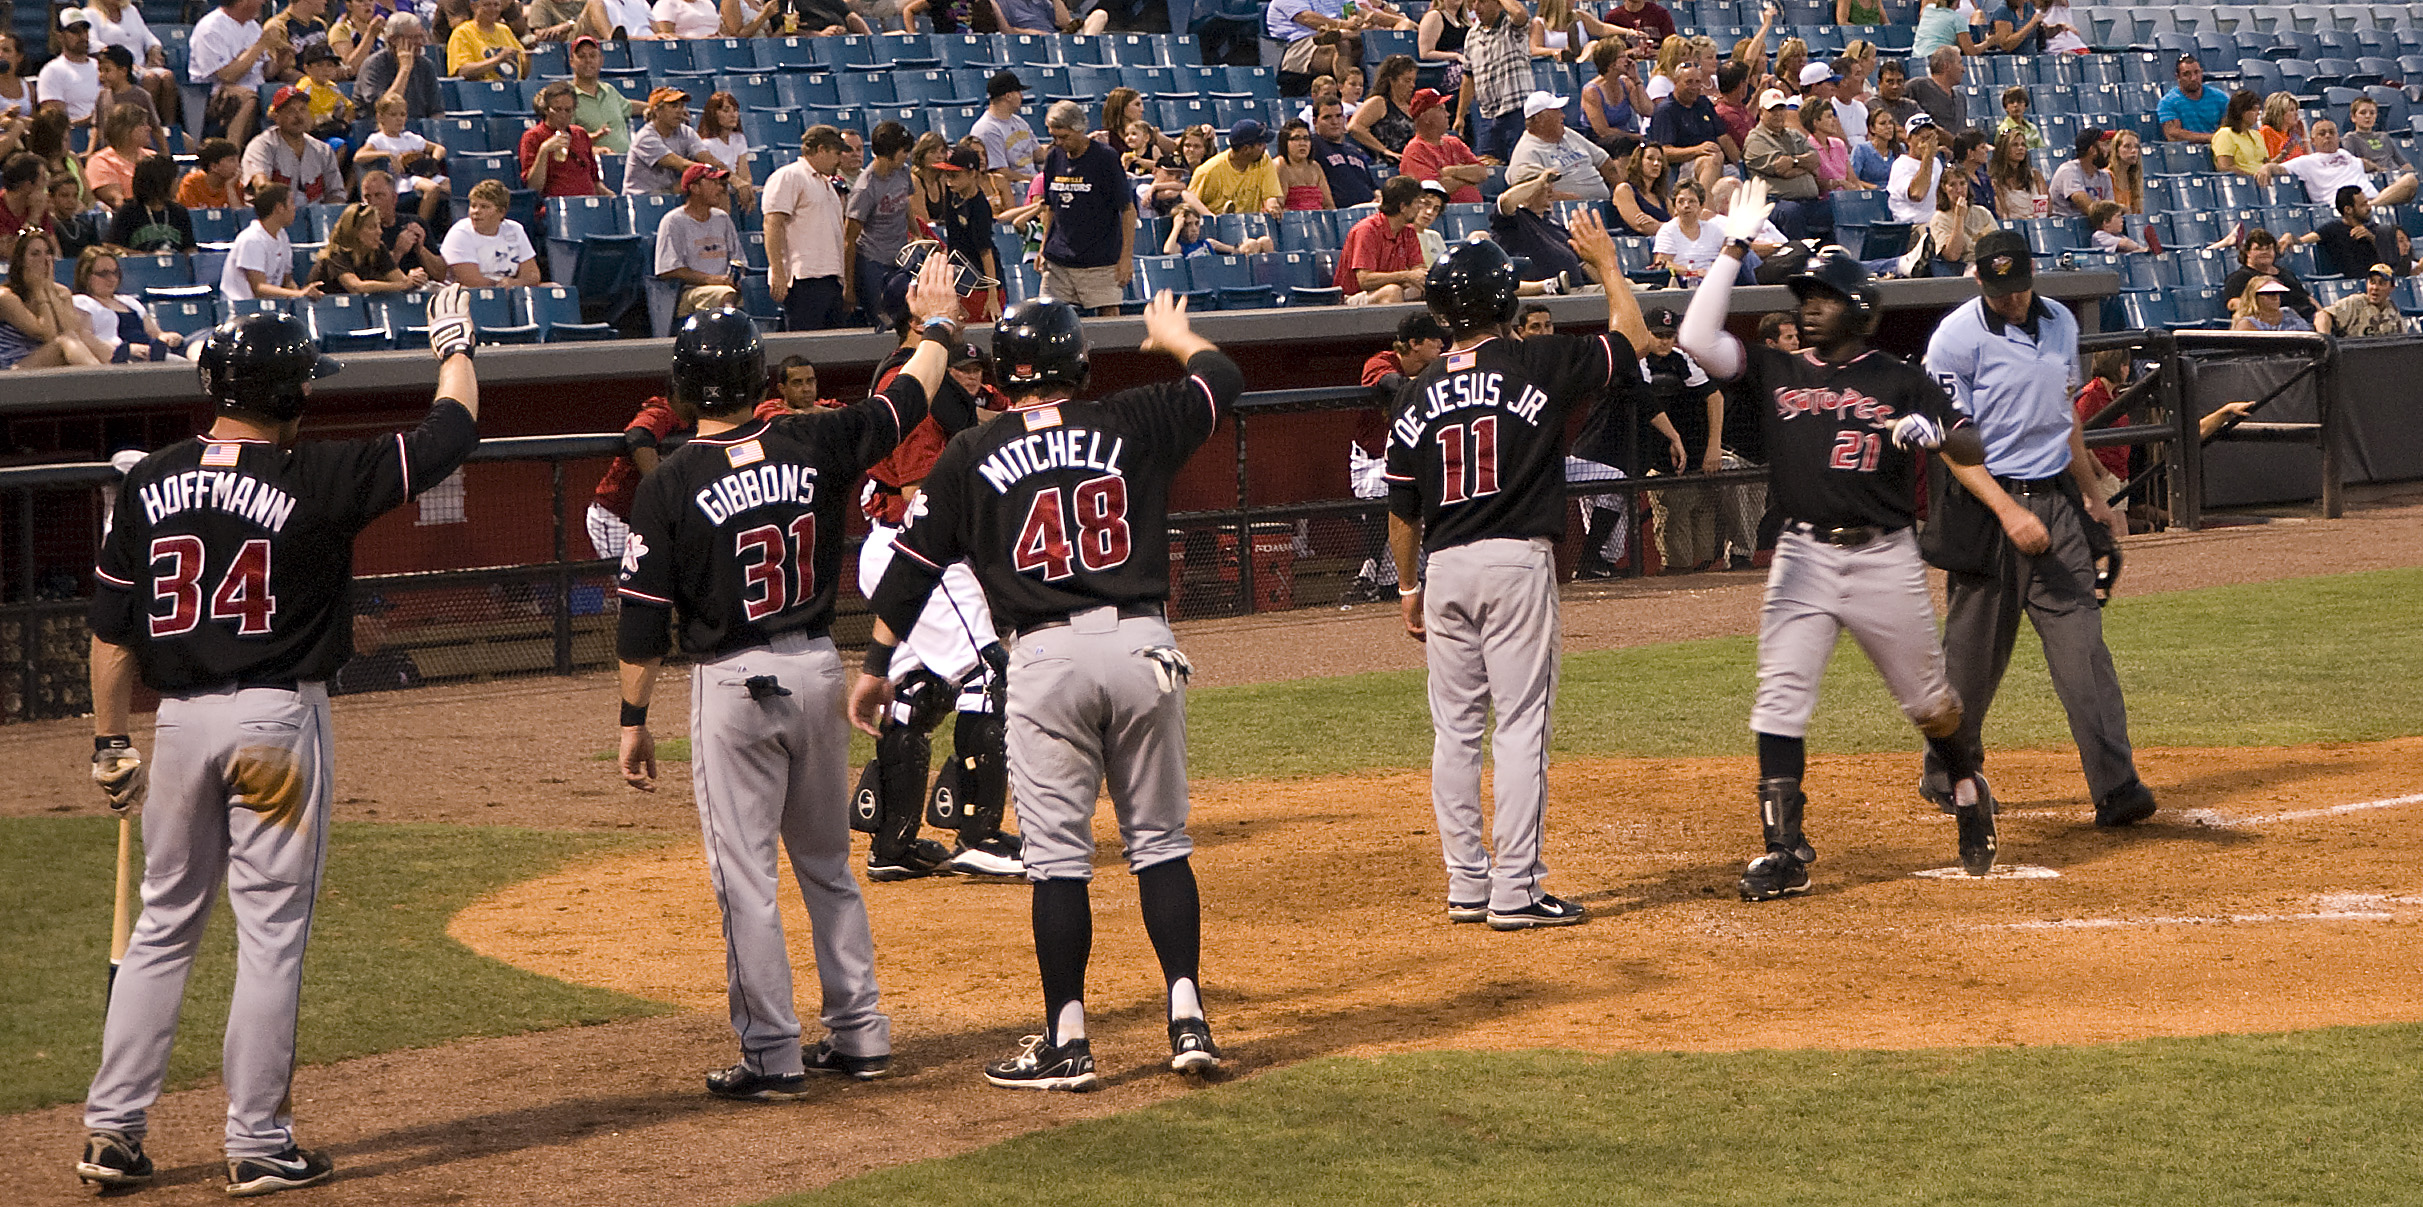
[1912, 864, 2062, 880]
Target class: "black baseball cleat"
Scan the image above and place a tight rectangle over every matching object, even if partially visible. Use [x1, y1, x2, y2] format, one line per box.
[2095, 781, 2158, 828]
[224, 1146, 334, 1197]
[1168, 1018, 1223, 1073]
[74, 1130, 152, 1188]
[1739, 852, 1811, 901]
[1953, 775, 1998, 877]
[805, 1039, 892, 1081]
[706, 1062, 813, 1101]
[1445, 899, 1488, 923]
[1486, 894, 1587, 930]
[867, 838, 954, 881]
[983, 1034, 1099, 1091]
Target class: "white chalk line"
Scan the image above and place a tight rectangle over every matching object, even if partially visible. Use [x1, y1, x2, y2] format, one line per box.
[1911, 864, 2063, 881]
[1970, 893, 2423, 931]
[2184, 792, 2423, 829]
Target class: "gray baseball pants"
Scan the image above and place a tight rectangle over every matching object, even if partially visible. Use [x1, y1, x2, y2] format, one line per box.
[1422, 537, 1560, 912]
[1753, 528, 1960, 738]
[691, 632, 890, 1074]
[86, 683, 333, 1159]
[1005, 609, 1194, 882]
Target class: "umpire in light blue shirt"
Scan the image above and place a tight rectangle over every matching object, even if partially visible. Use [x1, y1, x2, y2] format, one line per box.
[1919, 230, 2156, 829]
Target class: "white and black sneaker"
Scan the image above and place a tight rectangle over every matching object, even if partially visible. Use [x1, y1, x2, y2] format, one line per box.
[705, 1062, 812, 1102]
[805, 1040, 892, 1081]
[1486, 894, 1587, 930]
[1445, 900, 1488, 923]
[983, 1034, 1099, 1091]
[224, 1146, 334, 1197]
[1739, 852, 1811, 901]
[867, 838, 953, 882]
[75, 1130, 152, 1188]
[1169, 1018, 1223, 1073]
[948, 833, 1024, 878]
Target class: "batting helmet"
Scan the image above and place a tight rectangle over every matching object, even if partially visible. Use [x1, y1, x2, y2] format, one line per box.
[1425, 235, 1522, 337]
[670, 307, 766, 416]
[1785, 247, 1879, 322]
[993, 298, 1089, 391]
[196, 313, 340, 422]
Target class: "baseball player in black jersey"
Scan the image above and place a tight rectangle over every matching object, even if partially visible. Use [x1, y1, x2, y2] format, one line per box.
[1676, 180, 2022, 898]
[614, 259, 962, 1101]
[1386, 218, 1651, 931]
[76, 287, 482, 1196]
[849, 292, 1242, 1091]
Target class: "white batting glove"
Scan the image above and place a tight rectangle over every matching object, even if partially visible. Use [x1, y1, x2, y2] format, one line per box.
[1141, 646, 1193, 693]
[427, 282, 476, 361]
[92, 739, 146, 813]
[1719, 177, 1773, 245]
[1889, 413, 1946, 450]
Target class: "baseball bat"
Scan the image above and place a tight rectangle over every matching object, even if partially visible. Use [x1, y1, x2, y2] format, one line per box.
[108, 811, 137, 1001]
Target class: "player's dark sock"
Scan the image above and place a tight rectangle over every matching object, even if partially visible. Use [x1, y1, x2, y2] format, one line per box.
[1032, 878, 1091, 1046]
[1756, 732, 1805, 782]
[1136, 857, 1201, 995]
[1924, 734, 1981, 785]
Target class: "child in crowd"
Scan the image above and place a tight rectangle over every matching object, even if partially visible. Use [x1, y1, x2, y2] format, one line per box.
[296, 44, 353, 145]
[1122, 119, 1162, 176]
[2342, 96, 2410, 176]
[176, 138, 246, 208]
[1162, 207, 1274, 257]
[357, 96, 450, 225]
[1997, 85, 2043, 149]
[2086, 200, 2145, 253]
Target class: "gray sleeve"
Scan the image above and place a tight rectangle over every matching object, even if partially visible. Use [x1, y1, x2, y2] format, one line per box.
[354, 51, 391, 105]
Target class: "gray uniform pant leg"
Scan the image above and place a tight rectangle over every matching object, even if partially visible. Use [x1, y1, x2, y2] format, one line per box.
[692, 636, 889, 1074]
[1422, 537, 1561, 912]
[86, 685, 333, 1160]
[1939, 491, 2139, 800]
[1007, 612, 1194, 883]
[1752, 529, 1956, 739]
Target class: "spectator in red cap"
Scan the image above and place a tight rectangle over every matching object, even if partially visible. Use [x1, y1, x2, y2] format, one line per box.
[656, 162, 741, 319]
[1398, 87, 1484, 203]
[240, 84, 345, 202]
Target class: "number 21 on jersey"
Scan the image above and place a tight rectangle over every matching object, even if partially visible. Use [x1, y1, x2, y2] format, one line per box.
[1014, 474, 1131, 580]
[1829, 430, 1882, 473]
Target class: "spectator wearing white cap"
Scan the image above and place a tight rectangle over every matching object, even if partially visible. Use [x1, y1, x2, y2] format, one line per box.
[1885, 112, 1942, 224]
[39, 9, 102, 127]
[1742, 88, 1830, 240]
[1796, 60, 1837, 120]
[1507, 90, 1617, 202]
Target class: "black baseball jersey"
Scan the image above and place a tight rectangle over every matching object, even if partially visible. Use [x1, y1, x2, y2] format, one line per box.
[869, 350, 1245, 637]
[1385, 332, 1628, 552]
[618, 377, 928, 661]
[1730, 343, 1967, 529]
[88, 403, 479, 693]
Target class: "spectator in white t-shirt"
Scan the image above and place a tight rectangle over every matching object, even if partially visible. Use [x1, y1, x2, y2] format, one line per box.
[1652, 179, 1727, 279]
[1885, 115, 1943, 224]
[654, 162, 740, 318]
[1507, 90, 1619, 203]
[763, 123, 852, 331]
[2280, 119, 2420, 208]
[220, 182, 322, 301]
[441, 177, 544, 285]
[39, 10, 102, 127]
[190, 0, 273, 145]
[650, 0, 722, 37]
[970, 70, 1042, 188]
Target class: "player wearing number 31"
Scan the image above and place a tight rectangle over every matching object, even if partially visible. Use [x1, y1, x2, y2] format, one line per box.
[1386, 214, 1651, 933]
[76, 286, 483, 1196]
[612, 255, 961, 1102]
[850, 291, 1243, 1091]
[1676, 179, 2020, 899]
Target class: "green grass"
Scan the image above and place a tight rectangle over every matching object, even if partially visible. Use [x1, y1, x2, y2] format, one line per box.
[0, 821, 669, 1113]
[780, 1034, 2423, 1207]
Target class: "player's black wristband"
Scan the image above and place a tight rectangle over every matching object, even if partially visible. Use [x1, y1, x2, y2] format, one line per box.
[862, 641, 896, 677]
[96, 734, 131, 752]
[1726, 238, 1754, 255]
[919, 315, 962, 346]
[619, 701, 647, 727]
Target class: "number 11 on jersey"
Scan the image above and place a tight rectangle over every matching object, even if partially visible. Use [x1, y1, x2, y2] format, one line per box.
[1436, 417, 1500, 505]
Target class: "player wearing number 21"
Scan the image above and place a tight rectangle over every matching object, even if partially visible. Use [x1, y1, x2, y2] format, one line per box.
[851, 290, 1243, 1091]
[1386, 218, 1651, 933]
[77, 286, 483, 1195]
[612, 256, 961, 1103]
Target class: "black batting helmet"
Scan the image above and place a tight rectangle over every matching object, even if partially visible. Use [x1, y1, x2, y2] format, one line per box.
[993, 298, 1088, 391]
[1425, 235, 1522, 337]
[1785, 246, 1879, 322]
[196, 313, 340, 422]
[670, 307, 765, 416]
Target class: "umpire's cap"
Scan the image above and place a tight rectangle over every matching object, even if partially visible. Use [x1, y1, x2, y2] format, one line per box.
[1785, 246, 1879, 322]
[994, 298, 1089, 392]
[1425, 235, 1522, 337]
[197, 313, 340, 423]
[670, 307, 766, 416]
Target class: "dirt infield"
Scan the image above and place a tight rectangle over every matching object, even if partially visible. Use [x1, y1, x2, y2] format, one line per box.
[4, 492, 2422, 1206]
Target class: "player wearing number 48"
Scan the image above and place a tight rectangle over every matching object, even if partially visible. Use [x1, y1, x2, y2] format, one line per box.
[77, 285, 484, 1195]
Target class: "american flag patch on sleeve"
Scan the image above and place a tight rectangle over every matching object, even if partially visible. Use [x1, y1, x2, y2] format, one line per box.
[1445, 350, 1478, 373]
[200, 443, 241, 467]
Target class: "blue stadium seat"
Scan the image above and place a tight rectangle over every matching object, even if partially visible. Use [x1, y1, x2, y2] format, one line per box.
[468, 287, 541, 344]
[1189, 253, 1275, 310]
[427, 115, 490, 153]
[191, 249, 229, 288]
[454, 151, 520, 190]
[545, 193, 640, 297]
[1005, 261, 1042, 302]
[1103, 33, 1169, 66]
[2117, 291, 2178, 329]
[626, 192, 681, 238]
[836, 74, 895, 107]
[1069, 64, 1120, 98]
[116, 252, 191, 294]
[1258, 250, 1341, 304]
[371, 291, 429, 342]
[150, 297, 218, 339]
[528, 42, 567, 79]
[776, 73, 839, 110]
[809, 36, 878, 70]
[1277, 209, 1337, 252]
[627, 39, 695, 76]
[522, 285, 618, 340]
[191, 207, 245, 246]
[740, 109, 802, 152]
[933, 33, 999, 69]
[1052, 34, 1106, 65]
[877, 33, 942, 68]
[895, 70, 961, 105]
[717, 73, 781, 112]
[1001, 34, 1057, 66]
[687, 39, 758, 75]
[1134, 255, 1210, 307]
[307, 294, 391, 352]
[754, 36, 819, 70]
[452, 79, 518, 115]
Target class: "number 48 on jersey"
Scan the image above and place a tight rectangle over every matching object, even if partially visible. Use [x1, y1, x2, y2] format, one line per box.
[1014, 474, 1132, 580]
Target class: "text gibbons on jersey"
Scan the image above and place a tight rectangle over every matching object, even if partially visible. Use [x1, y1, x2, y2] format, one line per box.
[692, 451, 823, 527]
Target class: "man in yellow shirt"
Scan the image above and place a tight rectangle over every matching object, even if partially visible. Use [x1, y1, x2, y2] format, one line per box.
[447, 0, 527, 81]
[1189, 119, 1283, 215]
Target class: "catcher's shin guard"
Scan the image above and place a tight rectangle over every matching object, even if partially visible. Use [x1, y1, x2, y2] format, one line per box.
[1758, 776, 1816, 864]
[933, 708, 1009, 840]
[857, 670, 952, 853]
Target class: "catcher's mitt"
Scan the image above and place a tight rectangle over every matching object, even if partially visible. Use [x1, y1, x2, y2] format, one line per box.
[896, 239, 998, 295]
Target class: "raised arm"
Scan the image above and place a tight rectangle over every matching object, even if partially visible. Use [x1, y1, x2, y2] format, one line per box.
[1568, 207, 1647, 351]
